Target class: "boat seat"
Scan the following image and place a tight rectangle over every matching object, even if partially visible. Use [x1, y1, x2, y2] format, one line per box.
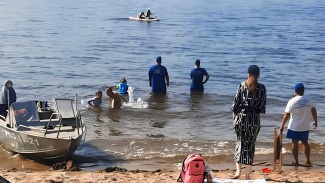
[53, 98, 79, 126]
[17, 125, 45, 135]
[20, 120, 60, 127]
[17, 124, 75, 135]
[45, 126, 75, 134]
[38, 110, 54, 120]
[53, 98, 75, 118]
[60, 118, 78, 126]
[15, 119, 60, 131]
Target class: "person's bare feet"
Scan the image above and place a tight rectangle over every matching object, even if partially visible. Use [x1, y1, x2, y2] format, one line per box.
[232, 174, 240, 179]
[304, 161, 312, 165]
[206, 173, 213, 183]
[233, 163, 242, 179]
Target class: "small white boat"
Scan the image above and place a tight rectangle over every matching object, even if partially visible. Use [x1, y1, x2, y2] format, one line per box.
[128, 16, 159, 21]
[122, 87, 148, 109]
[123, 98, 148, 109]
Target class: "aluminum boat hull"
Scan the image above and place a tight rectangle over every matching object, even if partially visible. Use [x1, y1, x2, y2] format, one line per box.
[0, 124, 85, 160]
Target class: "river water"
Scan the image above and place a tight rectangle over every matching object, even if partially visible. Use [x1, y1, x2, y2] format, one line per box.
[0, 0, 324, 170]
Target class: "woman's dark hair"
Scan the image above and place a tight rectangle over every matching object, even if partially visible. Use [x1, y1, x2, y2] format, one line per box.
[247, 65, 260, 92]
[246, 74, 258, 93]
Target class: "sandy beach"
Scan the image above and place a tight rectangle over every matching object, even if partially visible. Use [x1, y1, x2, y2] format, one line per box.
[1, 162, 324, 183]
[1, 168, 324, 183]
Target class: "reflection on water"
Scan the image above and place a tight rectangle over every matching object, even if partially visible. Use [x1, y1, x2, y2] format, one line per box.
[107, 108, 122, 123]
[147, 92, 168, 109]
[189, 91, 204, 112]
[92, 108, 104, 123]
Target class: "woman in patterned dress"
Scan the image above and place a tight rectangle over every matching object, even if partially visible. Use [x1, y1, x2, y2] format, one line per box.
[231, 65, 266, 179]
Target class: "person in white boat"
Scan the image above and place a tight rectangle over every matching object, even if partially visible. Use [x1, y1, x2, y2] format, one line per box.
[105, 87, 127, 109]
[137, 12, 146, 19]
[116, 78, 128, 94]
[146, 8, 153, 18]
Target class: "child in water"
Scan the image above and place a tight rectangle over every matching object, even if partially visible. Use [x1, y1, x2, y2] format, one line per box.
[87, 91, 102, 107]
[116, 78, 128, 94]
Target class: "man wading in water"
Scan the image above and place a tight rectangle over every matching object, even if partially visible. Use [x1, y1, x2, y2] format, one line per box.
[106, 87, 127, 109]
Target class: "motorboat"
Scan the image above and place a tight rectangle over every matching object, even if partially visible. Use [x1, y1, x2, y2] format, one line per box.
[0, 81, 86, 160]
[0, 99, 86, 160]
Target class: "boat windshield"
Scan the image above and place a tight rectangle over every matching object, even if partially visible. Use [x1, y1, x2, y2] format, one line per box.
[12, 101, 39, 122]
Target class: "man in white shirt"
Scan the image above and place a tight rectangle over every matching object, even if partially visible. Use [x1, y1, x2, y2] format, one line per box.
[280, 83, 318, 165]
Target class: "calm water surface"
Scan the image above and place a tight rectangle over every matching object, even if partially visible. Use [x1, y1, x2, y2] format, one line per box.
[0, 0, 324, 170]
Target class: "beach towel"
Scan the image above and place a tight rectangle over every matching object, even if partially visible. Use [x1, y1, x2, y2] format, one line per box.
[204, 178, 266, 183]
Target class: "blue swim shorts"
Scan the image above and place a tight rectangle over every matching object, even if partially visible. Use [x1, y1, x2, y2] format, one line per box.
[286, 129, 309, 141]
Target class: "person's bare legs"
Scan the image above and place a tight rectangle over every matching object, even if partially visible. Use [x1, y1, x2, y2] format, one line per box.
[233, 162, 241, 179]
[301, 140, 310, 164]
[292, 139, 299, 164]
[245, 165, 252, 180]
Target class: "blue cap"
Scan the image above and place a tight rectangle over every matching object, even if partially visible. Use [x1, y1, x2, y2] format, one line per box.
[156, 56, 161, 62]
[295, 83, 304, 92]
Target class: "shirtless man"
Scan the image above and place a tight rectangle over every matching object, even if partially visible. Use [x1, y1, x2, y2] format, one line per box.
[105, 87, 127, 109]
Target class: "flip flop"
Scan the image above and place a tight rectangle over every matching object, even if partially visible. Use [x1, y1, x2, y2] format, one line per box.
[303, 162, 313, 167]
[305, 161, 312, 165]
[282, 162, 299, 166]
[261, 168, 272, 173]
[232, 175, 240, 179]
[291, 162, 299, 166]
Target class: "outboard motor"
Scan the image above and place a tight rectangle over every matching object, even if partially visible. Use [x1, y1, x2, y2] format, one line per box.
[0, 80, 16, 106]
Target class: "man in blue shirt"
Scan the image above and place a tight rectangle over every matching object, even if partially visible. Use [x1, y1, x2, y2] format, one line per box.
[148, 56, 169, 93]
[190, 59, 209, 92]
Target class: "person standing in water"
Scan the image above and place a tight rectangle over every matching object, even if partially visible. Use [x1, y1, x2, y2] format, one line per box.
[231, 65, 266, 180]
[190, 59, 209, 92]
[148, 56, 169, 93]
[105, 87, 127, 109]
[279, 83, 318, 165]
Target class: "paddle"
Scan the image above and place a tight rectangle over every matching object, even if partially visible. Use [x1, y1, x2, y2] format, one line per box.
[273, 128, 282, 165]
